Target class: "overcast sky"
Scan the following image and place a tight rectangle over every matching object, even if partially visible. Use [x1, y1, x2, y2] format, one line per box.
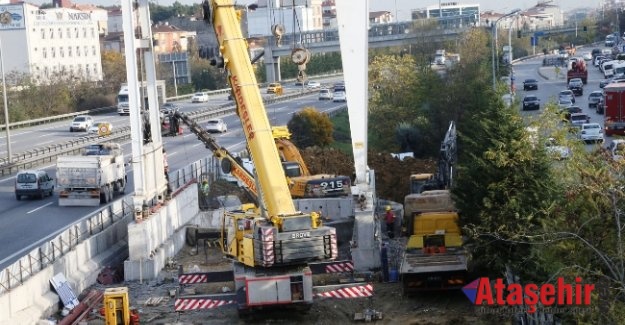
[29, 0, 596, 21]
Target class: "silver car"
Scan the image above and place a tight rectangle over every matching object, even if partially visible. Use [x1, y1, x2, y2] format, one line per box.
[205, 118, 227, 133]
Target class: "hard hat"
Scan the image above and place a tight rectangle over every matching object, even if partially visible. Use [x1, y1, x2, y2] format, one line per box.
[385, 205, 391, 211]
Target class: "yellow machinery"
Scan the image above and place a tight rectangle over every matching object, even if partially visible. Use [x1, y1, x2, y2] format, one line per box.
[103, 287, 137, 325]
[174, 0, 348, 313]
[272, 126, 352, 198]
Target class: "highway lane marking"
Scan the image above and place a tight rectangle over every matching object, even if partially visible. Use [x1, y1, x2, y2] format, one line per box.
[27, 202, 53, 214]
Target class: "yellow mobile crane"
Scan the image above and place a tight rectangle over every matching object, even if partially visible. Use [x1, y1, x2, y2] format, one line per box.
[174, 0, 370, 315]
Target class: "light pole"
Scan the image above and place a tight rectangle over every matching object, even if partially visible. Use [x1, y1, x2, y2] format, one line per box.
[491, 8, 521, 90]
[0, 36, 11, 162]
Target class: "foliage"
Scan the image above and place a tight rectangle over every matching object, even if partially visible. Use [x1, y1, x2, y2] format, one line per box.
[150, 2, 199, 23]
[279, 52, 343, 80]
[287, 107, 334, 148]
[101, 51, 127, 94]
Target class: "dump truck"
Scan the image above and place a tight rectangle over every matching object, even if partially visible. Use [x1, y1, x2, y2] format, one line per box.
[400, 190, 467, 293]
[56, 143, 127, 206]
[566, 58, 587, 84]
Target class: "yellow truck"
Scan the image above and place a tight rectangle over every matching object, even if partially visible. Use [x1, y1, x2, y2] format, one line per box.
[400, 190, 467, 294]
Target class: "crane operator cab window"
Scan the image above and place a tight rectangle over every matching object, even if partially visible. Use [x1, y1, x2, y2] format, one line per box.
[282, 162, 302, 177]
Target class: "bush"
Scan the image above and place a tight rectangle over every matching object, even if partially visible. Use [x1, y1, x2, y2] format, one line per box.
[76, 94, 115, 111]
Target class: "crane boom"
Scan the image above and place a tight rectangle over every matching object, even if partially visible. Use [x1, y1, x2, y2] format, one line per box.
[209, 0, 295, 221]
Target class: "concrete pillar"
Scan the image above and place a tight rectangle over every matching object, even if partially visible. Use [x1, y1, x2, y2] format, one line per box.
[263, 47, 281, 83]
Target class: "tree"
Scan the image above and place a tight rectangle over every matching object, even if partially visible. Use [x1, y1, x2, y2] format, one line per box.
[452, 94, 557, 279]
[287, 107, 333, 148]
[101, 51, 127, 93]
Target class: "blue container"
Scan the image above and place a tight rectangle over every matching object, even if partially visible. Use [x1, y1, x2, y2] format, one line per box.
[389, 269, 399, 283]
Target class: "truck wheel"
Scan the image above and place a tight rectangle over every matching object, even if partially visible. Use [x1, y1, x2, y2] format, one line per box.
[15, 194, 21, 200]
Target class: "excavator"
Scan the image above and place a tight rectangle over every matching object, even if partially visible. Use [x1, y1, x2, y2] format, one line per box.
[174, 0, 371, 314]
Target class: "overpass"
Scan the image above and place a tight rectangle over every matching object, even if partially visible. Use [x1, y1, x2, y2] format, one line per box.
[261, 23, 580, 82]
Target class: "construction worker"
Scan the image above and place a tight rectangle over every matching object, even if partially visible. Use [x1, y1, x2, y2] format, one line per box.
[384, 205, 396, 239]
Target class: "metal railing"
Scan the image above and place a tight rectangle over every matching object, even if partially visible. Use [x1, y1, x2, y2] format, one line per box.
[0, 198, 133, 295]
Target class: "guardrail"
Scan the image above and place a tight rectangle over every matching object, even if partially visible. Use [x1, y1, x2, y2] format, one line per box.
[0, 126, 131, 175]
[0, 88, 318, 176]
[0, 106, 117, 133]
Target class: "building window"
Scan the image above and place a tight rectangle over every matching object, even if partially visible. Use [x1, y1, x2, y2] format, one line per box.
[75, 27, 79, 38]
[93, 65, 97, 75]
[68, 47, 72, 57]
[84, 46, 88, 56]
[66, 28, 70, 38]
[49, 28, 53, 39]
[60, 47, 64, 57]
[78, 64, 82, 74]
[51, 47, 56, 58]
[91, 27, 95, 38]
[83, 28, 87, 38]
[41, 29, 45, 39]
[42, 47, 47, 58]
[58, 28, 62, 39]
[92, 46, 96, 56]
[76, 46, 80, 56]
[86, 64, 90, 76]
[44, 67, 49, 78]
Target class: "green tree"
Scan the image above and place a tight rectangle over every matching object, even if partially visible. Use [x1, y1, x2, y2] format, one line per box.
[452, 95, 557, 279]
[101, 51, 127, 93]
[287, 107, 333, 148]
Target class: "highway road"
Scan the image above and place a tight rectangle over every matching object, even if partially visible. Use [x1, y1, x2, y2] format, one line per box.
[0, 79, 344, 268]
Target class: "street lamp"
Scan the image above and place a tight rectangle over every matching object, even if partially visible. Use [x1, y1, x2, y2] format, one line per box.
[171, 61, 178, 98]
[491, 8, 521, 90]
[0, 36, 11, 162]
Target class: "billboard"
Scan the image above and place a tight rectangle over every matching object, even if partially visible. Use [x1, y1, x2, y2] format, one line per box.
[0, 5, 24, 30]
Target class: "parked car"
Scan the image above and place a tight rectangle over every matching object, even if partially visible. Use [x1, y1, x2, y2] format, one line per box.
[591, 48, 602, 59]
[588, 91, 604, 109]
[600, 74, 625, 88]
[333, 91, 347, 102]
[69, 115, 94, 132]
[558, 98, 574, 110]
[88, 122, 113, 135]
[205, 118, 228, 133]
[582, 53, 593, 61]
[15, 169, 54, 200]
[559, 90, 576, 104]
[545, 138, 572, 160]
[318, 88, 333, 100]
[579, 123, 604, 143]
[568, 78, 584, 96]
[523, 78, 538, 91]
[191, 92, 209, 103]
[267, 83, 283, 94]
[522, 95, 540, 110]
[609, 139, 625, 161]
[569, 113, 591, 128]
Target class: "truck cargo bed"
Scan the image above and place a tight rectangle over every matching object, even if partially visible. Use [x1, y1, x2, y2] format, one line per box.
[400, 250, 468, 293]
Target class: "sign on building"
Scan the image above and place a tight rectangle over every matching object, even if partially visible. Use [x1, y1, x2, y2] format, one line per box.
[0, 5, 25, 30]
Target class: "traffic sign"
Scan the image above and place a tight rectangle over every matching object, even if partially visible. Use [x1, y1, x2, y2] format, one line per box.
[531, 36, 538, 46]
[534, 31, 544, 37]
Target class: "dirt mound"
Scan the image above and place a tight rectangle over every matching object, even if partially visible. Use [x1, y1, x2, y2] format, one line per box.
[302, 147, 437, 203]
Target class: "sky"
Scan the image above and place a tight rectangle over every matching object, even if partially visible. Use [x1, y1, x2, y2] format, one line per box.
[27, 0, 594, 21]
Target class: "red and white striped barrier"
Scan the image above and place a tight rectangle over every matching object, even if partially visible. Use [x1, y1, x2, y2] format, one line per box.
[178, 273, 208, 284]
[261, 226, 275, 267]
[330, 228, 338, 259]
[174, 298, 235, 311]
[316, 284, 374, 299]
[325, 261, 354, 273]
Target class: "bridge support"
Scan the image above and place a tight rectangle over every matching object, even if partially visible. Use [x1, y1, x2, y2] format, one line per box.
[263, 47, 281, 83]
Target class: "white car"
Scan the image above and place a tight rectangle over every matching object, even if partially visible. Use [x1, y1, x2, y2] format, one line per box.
[582, 53, 593, 61]
[333, 91, 346, 102]
[579, 123, 604, 144]
[306, 81, 321, 89]
[318, 88, 333, 100]
[88, 122, 113, 135]
[545, 138, 571, 160]
[205, 118, 227, 133]
[69, 115, 93, 132]
[191, 92, 209, 103]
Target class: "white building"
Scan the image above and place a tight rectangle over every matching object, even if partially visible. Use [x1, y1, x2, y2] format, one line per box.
[0, 3, 102, 82]
[247, 0, 323, 37]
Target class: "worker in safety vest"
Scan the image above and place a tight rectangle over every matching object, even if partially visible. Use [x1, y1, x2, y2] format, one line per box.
[384, 205, 396, 239]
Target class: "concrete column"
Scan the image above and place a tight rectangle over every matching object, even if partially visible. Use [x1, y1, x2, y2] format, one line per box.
[263, 47, 281, 83]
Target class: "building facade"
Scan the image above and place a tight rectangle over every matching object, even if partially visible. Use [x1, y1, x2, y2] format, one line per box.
[411, 2, 480, 28]
[247, 0, 323, 37]
[0, 3, 102, 82]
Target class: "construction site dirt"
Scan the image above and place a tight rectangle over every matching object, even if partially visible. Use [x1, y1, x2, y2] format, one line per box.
[73, 150, 503, 324]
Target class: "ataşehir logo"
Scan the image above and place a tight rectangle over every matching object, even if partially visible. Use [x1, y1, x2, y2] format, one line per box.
[462, 277, 594, 313]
